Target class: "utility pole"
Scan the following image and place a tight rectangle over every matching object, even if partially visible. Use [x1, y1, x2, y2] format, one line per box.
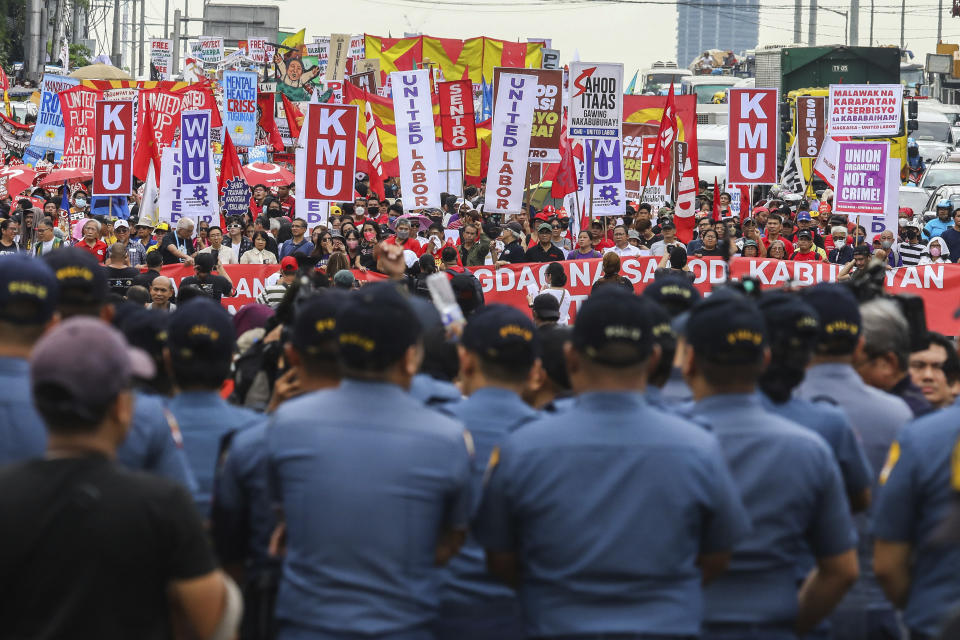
[164, 0, 170, 39]
[38, 1, 49, 67]
[808, 0, 817, 46]
[51, 0, 65, 63]
[870, 0, 874, 45]
[111, 0, 122, 66]
[849, 0, 859, 46]
[173, 9, 181, 75]
[938, 0, 944, 43]
[794, 0, 803, 43]
[25, 0, 43, 81]
[139, 0, 146, 77]
[901, 0, 906, 48]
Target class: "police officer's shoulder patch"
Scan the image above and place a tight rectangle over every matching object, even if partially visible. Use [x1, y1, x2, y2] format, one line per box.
[951, 438, 960, 493]
[879, 441, 901, 486]
[488, 445, 500, 470]
[462, 430, 475, 459]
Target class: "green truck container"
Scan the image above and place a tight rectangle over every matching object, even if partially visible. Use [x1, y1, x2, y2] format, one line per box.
[755, 45, 901, 96]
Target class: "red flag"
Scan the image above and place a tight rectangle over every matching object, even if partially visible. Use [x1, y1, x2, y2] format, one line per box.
[641, 83, 677, 189]
[361, 100, 386, 199]
[546, 122, 582, 199]
[712, 176, 721, 221]
[257, 93, 284, 152]
[280, 93, 303, 140]
[739, 184, 751, 222]
[132, 100, 162, 182]
[218, 131, 248, 229]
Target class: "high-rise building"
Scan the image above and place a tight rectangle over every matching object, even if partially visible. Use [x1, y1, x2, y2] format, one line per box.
[676, 0, 760, 69]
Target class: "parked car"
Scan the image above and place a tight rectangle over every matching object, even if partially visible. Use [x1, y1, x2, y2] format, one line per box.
[922, 184, 960, 222]
[696, 124, 726, 184]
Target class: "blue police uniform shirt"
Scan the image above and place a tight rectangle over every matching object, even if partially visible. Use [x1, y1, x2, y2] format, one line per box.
[660, 366, 693, 404]
[796, 362, 913, 610]
[474, 391, 750, 638]
[409, 373, 462, 413]
[214, 422, 275, 573]
[268, 380, 473, 638]
[692, 393, 857, 626]
[116, 391, 196, 492]
[167, 390, 263, 515]
[0, 357, 46, 464]
[873, 398, 960, 637]
[762, 393, 873, 498]
[441, 387, 536, 617]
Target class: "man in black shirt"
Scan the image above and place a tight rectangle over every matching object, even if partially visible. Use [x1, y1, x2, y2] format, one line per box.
[525, 221, 566, 262]
[0, 317, 241, 640]
[132, 250, 164, 289]
[179, 253, 234, 303]
[104, 243, 141, 296]
[495, 222, 526, 266]
[160, 217, 196, 265]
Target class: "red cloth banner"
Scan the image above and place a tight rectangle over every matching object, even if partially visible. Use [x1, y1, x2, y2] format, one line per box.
[59, 86, 103, 171]
[93, 100, 134, 197]
[137, 88, 183, 151]
[305, 103, 358, 201]
[726, 88, 778, 185]
[437, 80, 477, 151]
[160, 258, 960, 337]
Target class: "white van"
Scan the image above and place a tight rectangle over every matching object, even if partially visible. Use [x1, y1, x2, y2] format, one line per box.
[696, 124, 727, 184]
[680, 75, 740, 105]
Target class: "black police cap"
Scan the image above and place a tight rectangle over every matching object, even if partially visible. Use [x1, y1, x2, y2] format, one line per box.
[684, 289, 767, 365]
[461, 304, 539, 369]
[573, 287, 654, 366]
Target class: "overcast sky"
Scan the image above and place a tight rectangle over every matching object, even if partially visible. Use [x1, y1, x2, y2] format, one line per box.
[134, 0, 960, 73]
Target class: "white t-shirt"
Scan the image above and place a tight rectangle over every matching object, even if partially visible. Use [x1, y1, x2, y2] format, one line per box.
[539, 287, 571, 326]
[604, 244, 645, 258]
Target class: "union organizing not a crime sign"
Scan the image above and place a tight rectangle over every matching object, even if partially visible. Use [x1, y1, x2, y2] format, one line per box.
[834, 141, 890, 217]
[568, 62, 623, 139]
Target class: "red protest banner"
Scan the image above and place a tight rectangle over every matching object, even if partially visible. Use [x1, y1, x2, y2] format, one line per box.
[93, 100, 134, 197]
[137, 88, 182, 151]
[160, 257, 960, 336]
[438, 79, 477, 151]
[305, 103, 358, 201]
[726, 88, 778, 185]
[59, 85, 103, 171]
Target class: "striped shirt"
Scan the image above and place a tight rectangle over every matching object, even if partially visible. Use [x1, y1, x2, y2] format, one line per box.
[899, 242, 925, 267]
[258, 283, 290, 308]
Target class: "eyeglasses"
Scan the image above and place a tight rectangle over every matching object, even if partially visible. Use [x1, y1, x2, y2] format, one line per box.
[551, 225, 561, 230]
[292, 223, 306, 229]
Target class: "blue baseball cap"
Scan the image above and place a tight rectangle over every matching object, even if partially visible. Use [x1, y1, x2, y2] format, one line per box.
[796, 210, 812, 222]
[461, 304, 540, 368]
[168, 298, 236, 361]
[684, 289, 767, 365]
[0, 254, 59, 325]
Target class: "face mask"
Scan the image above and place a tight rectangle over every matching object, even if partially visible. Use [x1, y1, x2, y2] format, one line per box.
[364, 231, 376, 241]
[930, 247, 942, 257]
[355, 207, 365, 216]
[346, 240, 359, 249]
[881, 240, 893, 249]
[834, 236, 847, 245]
[397, 229, 410, 240]
[75, 198, 87, 208]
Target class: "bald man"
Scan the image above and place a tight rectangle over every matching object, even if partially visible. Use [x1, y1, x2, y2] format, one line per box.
[147, 277, 176, 312]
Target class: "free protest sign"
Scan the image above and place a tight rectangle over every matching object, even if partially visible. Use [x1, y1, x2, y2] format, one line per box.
[827, 84, 902, 136]
[149, 39, 173, 80]
[834, 141, 889, 217]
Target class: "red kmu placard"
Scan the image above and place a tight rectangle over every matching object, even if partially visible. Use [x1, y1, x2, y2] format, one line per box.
[438, 80, 477, 151]
[726, 88, 778, 185]
[305, 103, 358, 201]
[93, 100, 134, 197]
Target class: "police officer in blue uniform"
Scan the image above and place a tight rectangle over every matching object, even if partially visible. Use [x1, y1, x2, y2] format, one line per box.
[683, 291, 860, 639]
[873, 398, 960, 640]
[268, 283, 473, 640]
[166, 297, 264, 517]
[42, 247, 194, 489]
[522, 324, 574, 412]
[436, 305, 540, 640]
[408, 297, 463, 412]
[214, 293, 344, 640]
[0, 255, 58, 464]
[474, 288, 751, 640]
[796, 283, 913, 640]
[643, 274, 700, 404]
[644, 300, 681, 413]
[757, 291, 873, 512]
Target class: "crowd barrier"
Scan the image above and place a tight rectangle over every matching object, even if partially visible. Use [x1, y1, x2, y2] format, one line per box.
[159, 256, 960, 335]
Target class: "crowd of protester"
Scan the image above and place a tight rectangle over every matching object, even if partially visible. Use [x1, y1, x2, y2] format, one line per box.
[2, 174, 960, 640]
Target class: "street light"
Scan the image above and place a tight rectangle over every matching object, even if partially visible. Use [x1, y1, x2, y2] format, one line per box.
[820, 6, 850, 45]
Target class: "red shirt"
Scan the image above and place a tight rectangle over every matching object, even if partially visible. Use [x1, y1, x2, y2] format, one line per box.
[593, 238, 615, 251]
[76, 239, 108, 262]
[279, 195, 296, 217]
[385, 236, 425, 256]
[762, 235, 794, 256]
[791, 250, 821, 262]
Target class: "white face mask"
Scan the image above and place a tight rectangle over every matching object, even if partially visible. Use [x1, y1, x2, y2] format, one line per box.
[355, 206, 365, 216]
